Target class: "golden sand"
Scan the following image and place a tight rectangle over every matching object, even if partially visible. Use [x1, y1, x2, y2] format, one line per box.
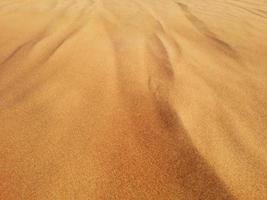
[0, 0, 267, 199]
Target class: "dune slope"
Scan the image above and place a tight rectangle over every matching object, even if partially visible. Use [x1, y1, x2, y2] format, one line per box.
[0, 0, 267, 199]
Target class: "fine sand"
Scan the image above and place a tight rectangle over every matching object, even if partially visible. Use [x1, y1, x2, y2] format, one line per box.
[0, 0, 267, 199]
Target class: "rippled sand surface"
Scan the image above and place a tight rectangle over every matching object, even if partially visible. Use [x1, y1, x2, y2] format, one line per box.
[0, 0, 267, 199]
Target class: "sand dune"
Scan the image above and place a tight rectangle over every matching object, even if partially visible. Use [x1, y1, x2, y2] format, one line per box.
[0, 0, 267, 199]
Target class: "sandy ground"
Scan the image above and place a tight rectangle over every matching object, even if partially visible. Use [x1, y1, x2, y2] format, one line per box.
[0, 0, 267, 199]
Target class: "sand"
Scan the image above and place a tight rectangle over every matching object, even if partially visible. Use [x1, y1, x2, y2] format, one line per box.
[0, 0, 267, 199]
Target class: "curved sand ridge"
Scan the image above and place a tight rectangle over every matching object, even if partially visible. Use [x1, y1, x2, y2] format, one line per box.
[0, 0, 267, 199]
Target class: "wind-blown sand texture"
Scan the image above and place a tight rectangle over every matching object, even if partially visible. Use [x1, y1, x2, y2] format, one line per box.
[0, 0, 267, 199]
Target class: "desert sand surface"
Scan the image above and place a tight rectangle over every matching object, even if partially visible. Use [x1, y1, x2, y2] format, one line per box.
[0, 0, 267, 199]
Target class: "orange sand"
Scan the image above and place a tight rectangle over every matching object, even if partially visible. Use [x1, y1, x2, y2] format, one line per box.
[0, 0, 267, 199]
